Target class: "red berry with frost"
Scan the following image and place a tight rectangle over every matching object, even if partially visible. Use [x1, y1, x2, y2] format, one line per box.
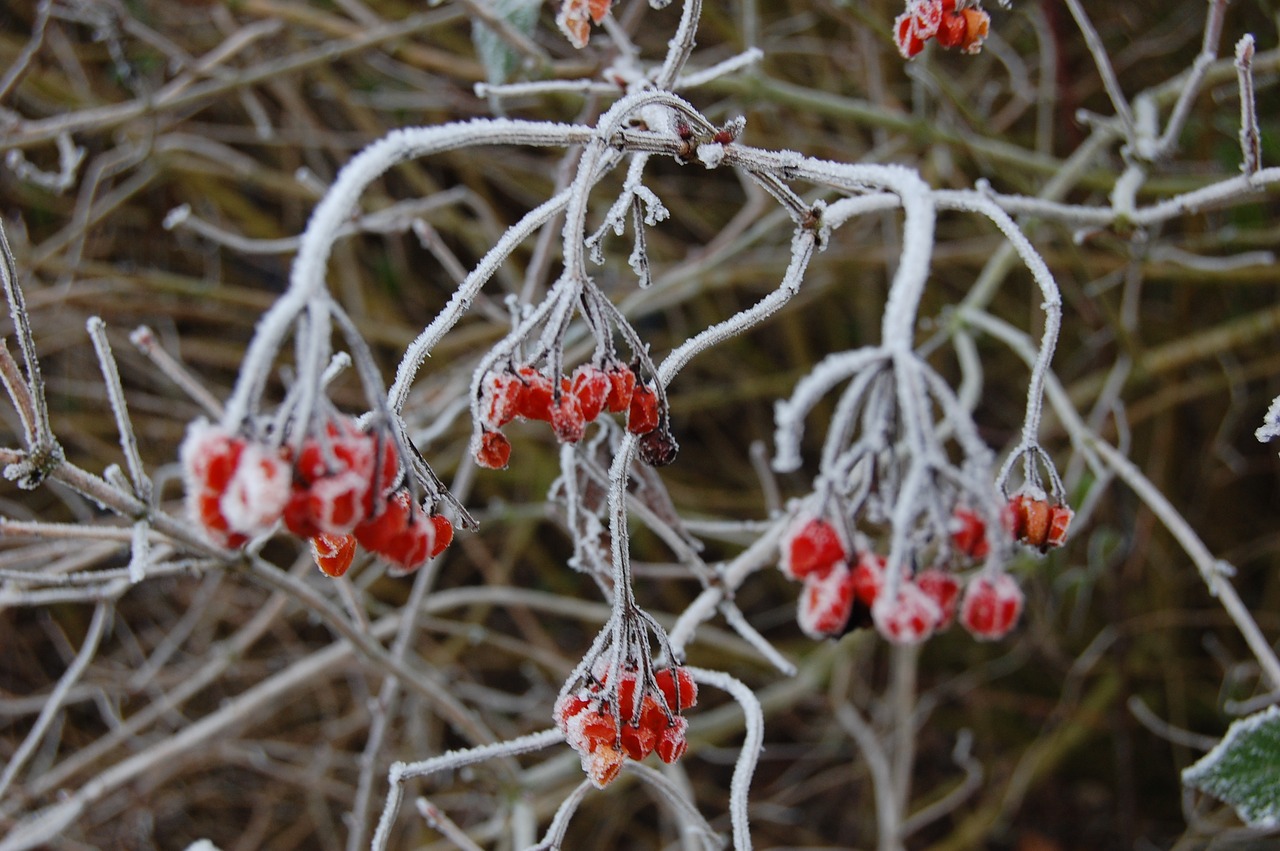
[655, 717, 689, 764]
[572, 365, 611, 422]
[960, 573, 1023, 640]
[781, 516, 846, 581]
[604, 364, 637, 413]
[627, 384, 660, 435]
[551, 393, 586, 443]
[1046, 504, 1073, 549]
[516, 367, 554, 422]
[894, 11, 926, 58]
[851, 552, 885, 606]
[655, 667, 697, 711]
[872, 581, 942, 644]
[951, 508, 989, 560]
[797, 560, 855, 639]
[474, 430, 512, 470]
[481, 372, 524, 429]
[311, 533, 357, 578]
[916, 569, 960, 630]
[958, 7, 989, 53]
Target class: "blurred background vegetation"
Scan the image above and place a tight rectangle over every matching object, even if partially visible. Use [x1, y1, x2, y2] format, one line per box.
[2, 0, 1280, 848]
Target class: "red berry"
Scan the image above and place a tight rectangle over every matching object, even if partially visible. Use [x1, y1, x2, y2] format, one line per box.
[572, 365, 611, 422]
[587, 0, 610, 24]
[958, 7, 989, 53]
[627, 384, 660, 435]
[960, 573, 1023, 640]
[916, 569, 960, 630]
[951, 508, 989, 560]
[936, 3, 967, 48]
[797, 560, 855, 638]
[894, 12, 926, 58]
[655, 718, 689, 764]
[481, 372, 524, 429]
[516, 367, 554, 421]
[872, 581, 942, 644]
[428, 514, 454, 558]
[474, 430, 512, 470]
[781, 517, 846, 581]
[619, 720, 657, 761]
[550, 393, 586, 443]
[912, 0, 943, 39]
[311, 533, 357, 578]
[354, 491, 412, 552]
[1046, 504, 1073, 549]
[655, 667, 698, 711]
[604, 364, 637, 413]
[850, 552, 885, 606]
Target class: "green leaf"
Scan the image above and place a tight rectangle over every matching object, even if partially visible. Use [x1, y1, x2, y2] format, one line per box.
[1183, 705, 1280, 828]
[471, 0, 542, 88]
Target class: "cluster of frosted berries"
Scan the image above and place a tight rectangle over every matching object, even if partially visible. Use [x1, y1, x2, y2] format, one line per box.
[554, 663, 697, 788]
[779, 494, 1072, 644]
[476, 361, 673, 469]
[894, 0, 990, 58]
[181, 418, 452, 578]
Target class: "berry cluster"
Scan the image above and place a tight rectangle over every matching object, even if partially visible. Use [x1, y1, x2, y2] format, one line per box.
[554, 663, 697, 788]
[181, 418, 453, 577]
[778, 494, 1062, 643]
[894, 0, 990, 59]
[475, 362, 665, 470]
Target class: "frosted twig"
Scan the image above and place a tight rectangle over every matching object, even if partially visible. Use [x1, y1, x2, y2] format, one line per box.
[372, 729, 564, 850]
[128, 326, 224, 418]
[413, 798, 486, 851]
[1063, 0, 1136, 144]
[1235, 35, 1260, 179]
[1147, 0, 1228, 160]
[685, 667, 761, 851]
[0, 221, 58, 459]
[86, 317, 151, 502]
[523, 780, 593, 851]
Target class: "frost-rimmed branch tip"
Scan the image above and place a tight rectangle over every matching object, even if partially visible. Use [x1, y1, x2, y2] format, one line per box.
[1235, 34, 1261, 180]
[371, 728, 563, 851]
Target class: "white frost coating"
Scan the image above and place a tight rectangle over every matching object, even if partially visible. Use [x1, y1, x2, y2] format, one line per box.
[1182, 704, 1280, 828]
[696, 142, 725, 169]
[1256, 394, 1280, 443]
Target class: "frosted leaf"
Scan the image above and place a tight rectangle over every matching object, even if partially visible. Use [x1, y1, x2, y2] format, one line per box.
[1256, 395, 1280, 443]
[1182, 705, 1280, 828]
[472, 0, 541, 85]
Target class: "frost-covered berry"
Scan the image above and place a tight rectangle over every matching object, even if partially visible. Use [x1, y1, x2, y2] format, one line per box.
[572, 364, 611, 422]
[604, 364, 637, 413]
[627, 383, 660, 435]
[951, 508, 990, 560]
[515, 367, 555, 422]
[474, 430, 512, 470]
[181, 420, 289, 547]
[550, 393, 586, 444]
[1006, 494, 1071, 552]
[310, 532, 357, 578]
[916, 568, 960, 630]
[798, 560, 855, 638]
[481, 372, 524, 429]
[780, 516, 846, 581]
[872, 581, 942, 644]
[960, 573, 1023, 640]
[850, 551, 885, 606]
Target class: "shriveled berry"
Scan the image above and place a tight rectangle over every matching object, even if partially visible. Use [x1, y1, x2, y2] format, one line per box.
[638, 428, 679, 467]
[1046, 504, 1073, 549]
